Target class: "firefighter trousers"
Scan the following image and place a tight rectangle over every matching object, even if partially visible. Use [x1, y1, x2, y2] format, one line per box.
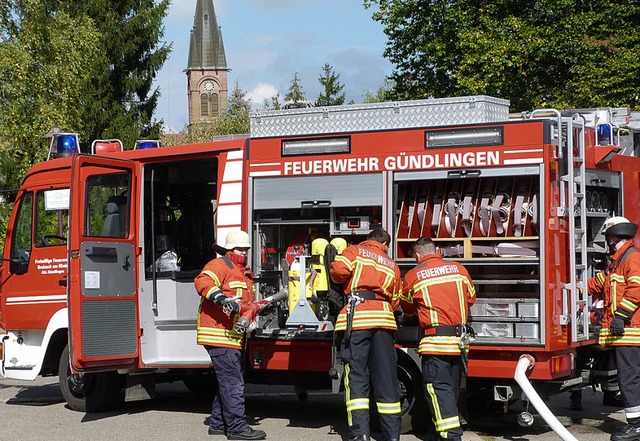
[206, 346, 249, 434]
[615, 346, 640, 420]
[341, 328, 402, 439]
[421, 354, 463, 440]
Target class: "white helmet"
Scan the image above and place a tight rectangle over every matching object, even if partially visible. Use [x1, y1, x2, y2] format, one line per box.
[603, 216, 638, 238]
[224, 230, 251, 249]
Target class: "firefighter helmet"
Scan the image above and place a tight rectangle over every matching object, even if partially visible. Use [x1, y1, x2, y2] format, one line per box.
[224, 230, 251, 249]
[603, 216, 638, 238]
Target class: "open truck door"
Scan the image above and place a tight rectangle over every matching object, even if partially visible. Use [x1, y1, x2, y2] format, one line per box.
[68, 155, 138, 373]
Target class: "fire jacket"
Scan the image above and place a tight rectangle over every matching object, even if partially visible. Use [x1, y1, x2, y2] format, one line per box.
[194, 253, 256, 349]
[589, 240, 640, 346]
[401, 253, 476, 356]
[330, 240, 402, 331]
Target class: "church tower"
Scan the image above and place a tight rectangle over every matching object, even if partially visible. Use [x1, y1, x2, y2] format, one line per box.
[186, 0, 229, 126]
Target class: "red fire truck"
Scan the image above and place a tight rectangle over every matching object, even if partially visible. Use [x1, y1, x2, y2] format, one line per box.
[1, 96, 639, 431]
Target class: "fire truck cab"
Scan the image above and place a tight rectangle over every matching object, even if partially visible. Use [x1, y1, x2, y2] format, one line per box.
[1, 96, 640, 431]
[0, 136, 249, 410]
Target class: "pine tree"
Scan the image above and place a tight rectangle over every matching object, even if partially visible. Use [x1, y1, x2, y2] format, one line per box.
[284, 73, 309, 109]
[316, 64, 346, 106]
[52, 0, 172, 148]
[216, 81, 251, 135]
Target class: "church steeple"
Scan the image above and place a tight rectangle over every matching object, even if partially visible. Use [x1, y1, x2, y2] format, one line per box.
[187, 0, 227, 70]
[186, 0, 229, 126]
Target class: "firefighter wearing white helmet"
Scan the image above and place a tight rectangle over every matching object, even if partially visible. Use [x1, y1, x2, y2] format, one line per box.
[588, 216, 640, 441]
[225, 230, 251, 249]
[194, 230, 266, 440]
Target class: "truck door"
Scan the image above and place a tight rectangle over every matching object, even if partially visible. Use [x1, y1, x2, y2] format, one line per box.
[68, 155, 138, 372]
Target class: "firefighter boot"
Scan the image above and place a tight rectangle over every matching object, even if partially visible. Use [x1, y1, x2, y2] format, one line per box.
[226, 427, 266, 440]
[611, 418, 640, 441]
[348, 435, 370, 441]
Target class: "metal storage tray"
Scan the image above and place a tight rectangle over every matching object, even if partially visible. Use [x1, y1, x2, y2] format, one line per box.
[250, 96, 510, 138]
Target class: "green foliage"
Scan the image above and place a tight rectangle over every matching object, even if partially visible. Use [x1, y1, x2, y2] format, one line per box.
[284, 73, 310, 108]
[363, 79, 396, 103]
[261, 93, 282, 110]
[271, 93, 283, 110]
[364, 0, 640, 111]
[0, 0, 171, 188]
[0, 0, 170, 243]
[163, 82, 251, 146]
[316, 64, 346, 106]
[52, 0, 172, 147]
[0, 2, 101, 186]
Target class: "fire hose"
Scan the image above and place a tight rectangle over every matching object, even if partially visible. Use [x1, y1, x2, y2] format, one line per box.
[514, 355, 578, 441]
[234, 289, 288, 333]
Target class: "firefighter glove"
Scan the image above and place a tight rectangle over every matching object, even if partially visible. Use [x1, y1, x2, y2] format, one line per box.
[221, 298, 241, 315]
[609, 317, 625, 336]
[614, 307, 634, 322]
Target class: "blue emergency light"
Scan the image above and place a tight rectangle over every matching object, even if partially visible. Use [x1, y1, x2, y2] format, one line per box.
[135, 139, 160, 150]
[597, 124, 612, 145]
[48, 133, 80, 160]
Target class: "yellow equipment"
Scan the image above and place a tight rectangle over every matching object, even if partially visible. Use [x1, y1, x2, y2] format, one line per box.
[287, 257, 315, 313]
[330, 237, 347, 254]
[311, 238, 329, 292]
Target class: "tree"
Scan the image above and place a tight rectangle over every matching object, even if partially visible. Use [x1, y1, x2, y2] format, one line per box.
[163, 82, 251, 146]
[284, 73, 310, 109]
[363, 0, 640, 111]
[0, 0, 170, 243]
[0, 2, 102, 186]
[363, 80, 395, 103]
[316, 64, 346, 106]
[51, 0, 171, 147]
[260, 93, 282, 110]
[216, 81, 251, 135]
[0, 0, 170, 183]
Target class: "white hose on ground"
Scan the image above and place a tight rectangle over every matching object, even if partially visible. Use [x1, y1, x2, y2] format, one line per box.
[514, 354, 578, 441]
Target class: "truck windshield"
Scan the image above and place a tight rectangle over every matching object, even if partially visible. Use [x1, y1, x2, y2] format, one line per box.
[35, 188, 69, 247]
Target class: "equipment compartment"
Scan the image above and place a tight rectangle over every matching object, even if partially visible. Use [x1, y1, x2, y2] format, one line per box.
[394, 167, 543, 345]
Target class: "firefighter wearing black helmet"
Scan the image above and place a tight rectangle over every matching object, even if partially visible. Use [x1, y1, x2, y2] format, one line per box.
[588, 216, 640, 441]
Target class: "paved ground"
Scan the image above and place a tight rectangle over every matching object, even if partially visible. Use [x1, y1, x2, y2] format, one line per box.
[0, 374, 626, 441]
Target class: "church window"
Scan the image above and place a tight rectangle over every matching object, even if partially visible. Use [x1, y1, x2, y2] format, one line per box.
[200, 94, 209, 117]
[211, 93, 219, 117]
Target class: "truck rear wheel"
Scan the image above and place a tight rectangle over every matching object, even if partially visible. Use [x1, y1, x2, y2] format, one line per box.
[370, 353, 429, 434]
[397, 354, 429, 434]
[58, 345, 123, 412]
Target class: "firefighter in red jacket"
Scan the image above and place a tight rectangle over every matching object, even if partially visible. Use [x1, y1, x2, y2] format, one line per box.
[194, 230, 266, 441]
[400, 237, 475, 441]
[330, 228, 403, 441]
[588, 216, 640, 441]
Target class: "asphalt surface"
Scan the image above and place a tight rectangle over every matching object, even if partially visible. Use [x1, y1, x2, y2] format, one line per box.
[0, 375, 627, 441]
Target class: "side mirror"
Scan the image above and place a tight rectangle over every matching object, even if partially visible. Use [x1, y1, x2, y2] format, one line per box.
[9, 250, 30, 275]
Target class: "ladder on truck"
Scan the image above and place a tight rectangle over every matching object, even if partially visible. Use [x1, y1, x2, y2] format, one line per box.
[529, 109, 589, 342]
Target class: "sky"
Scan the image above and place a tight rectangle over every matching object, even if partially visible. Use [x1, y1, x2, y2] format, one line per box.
[154, 0, 393, 133]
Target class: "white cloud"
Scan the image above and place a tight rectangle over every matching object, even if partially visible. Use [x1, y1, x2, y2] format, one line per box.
[246, 83, 279, 106]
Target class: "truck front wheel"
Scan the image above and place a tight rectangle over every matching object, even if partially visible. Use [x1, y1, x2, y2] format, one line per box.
[58, 345, 123, 412]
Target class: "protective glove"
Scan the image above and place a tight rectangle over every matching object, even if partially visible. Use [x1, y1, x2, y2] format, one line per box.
[609, 317, 625, 336]
[220, 297, 241, 316]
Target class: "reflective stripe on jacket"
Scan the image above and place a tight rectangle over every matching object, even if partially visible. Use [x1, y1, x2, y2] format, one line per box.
[589, 241, 640, 346]
[401, 253, 476, 355]
[194, 253, 256, 349]
[331, 240, 402, 331]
